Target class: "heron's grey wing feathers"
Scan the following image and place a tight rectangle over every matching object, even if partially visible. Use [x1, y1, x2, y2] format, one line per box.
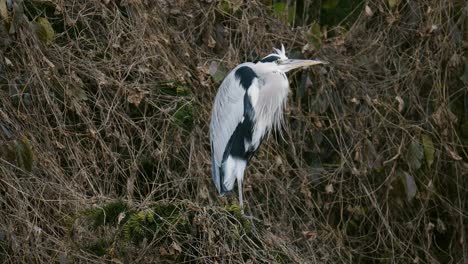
[210, 65, 248, 168]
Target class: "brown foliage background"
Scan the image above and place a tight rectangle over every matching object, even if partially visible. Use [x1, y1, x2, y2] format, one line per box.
[0, 0, 467, 263]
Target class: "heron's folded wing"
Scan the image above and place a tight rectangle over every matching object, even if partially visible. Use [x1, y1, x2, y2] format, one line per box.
[209, 65, 248, 168]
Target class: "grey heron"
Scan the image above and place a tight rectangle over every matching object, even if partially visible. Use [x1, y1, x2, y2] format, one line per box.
[210, 45, 326, 215]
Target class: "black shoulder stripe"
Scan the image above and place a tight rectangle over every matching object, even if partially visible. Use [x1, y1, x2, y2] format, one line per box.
[221, 93, 255, 163]
[243, 92, 254, 127]
[235, 66, 257, 90]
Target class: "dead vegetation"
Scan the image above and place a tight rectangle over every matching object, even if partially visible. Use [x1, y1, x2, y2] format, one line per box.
[0, 0, 467, 263]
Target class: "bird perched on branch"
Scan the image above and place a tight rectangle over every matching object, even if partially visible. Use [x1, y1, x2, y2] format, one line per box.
[210, 45, 326, 216]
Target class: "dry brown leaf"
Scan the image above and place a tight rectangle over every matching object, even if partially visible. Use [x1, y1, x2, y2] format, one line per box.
[395, 96, 404, 112]
[302, 230, 317, 241]
[325, 183, 334, 193]
[159, 247, 171, 256]
[365, 5, 373, 17]
[207, 35, 216, 48]
[350, 97, 359, 105]
[54, 141, 65, 150]
[187, 203, 201, 212]
[117, 212, 126, 225]
[429, 24, 438, 33]
[88, 128, 98, 139]
[0, 0, 9, 23]
[4, 57, 12, 67]
[127, 89, 149, 106]
[171, 241, 182, 253]
[432, 107, 457, 127]
[444, 146, 462, 161]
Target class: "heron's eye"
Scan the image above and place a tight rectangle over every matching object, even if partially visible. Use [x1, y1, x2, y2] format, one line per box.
[275, 59, 281, 64]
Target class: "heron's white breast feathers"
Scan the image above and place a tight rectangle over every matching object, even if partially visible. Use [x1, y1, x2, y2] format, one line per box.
[251, 71, 289, 143]
[247, 78, 259, 105]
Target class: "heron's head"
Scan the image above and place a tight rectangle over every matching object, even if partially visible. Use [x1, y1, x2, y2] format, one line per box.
[256, 44, 326, 73]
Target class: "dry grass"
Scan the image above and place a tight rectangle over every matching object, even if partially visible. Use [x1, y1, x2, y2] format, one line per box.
[0, 0, 467, 263]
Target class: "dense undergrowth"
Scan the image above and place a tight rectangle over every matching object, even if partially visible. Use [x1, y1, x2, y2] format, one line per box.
[0, 0, 467, 263]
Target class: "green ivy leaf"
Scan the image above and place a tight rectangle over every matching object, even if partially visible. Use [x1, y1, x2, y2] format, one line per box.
[322, 0, 339, 10]
[307, 22, 322, 50]
[273, 2, 288, 23]
[218, 0, 242, 13]
[405, 140, 423, 170]
[209, 61, 228, 84]
[0, 0, 9, 24]
[273, 2, 286, 14]
[287, 2, 296, 25]
[218, 0, 231, 13]
[15, 136, 34, 172]
[388, 0, 400, 8]
[421, 134, 435, 168]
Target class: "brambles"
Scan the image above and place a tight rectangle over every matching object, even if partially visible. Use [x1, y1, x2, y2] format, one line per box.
[0, 0, 466, 263]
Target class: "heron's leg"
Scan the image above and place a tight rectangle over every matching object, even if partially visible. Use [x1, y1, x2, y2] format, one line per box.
[238, 179, 260, 225]
[237, 180, 259, 234]
[238, 178, 244, 215]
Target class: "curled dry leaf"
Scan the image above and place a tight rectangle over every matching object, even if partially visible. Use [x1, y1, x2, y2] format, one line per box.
[325, 183, 334, 193]
[4, 57, 12, 66]
[117, 212, 126, 225]
[395, 96, 404, 112]
[444, 145, 462, 161]
[365, 5, 373, 17]
[171, 241, 182, 253]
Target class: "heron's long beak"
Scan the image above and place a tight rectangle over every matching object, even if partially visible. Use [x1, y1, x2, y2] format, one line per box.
[279, 59, 327, 72]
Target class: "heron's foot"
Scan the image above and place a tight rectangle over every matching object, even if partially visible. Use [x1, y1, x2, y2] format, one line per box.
[240, 211, 260, 233]
[240, 212, 260, 222]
